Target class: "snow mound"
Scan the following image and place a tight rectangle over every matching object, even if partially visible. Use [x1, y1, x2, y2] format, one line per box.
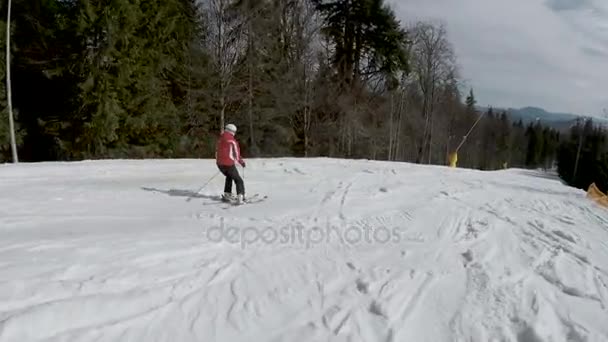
[1, 158, 608, 342]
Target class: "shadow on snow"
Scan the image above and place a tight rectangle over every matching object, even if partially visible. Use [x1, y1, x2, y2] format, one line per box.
[141, 187, 222, 201]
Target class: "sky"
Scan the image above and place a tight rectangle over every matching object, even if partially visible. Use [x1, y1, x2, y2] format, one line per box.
[389, 0, 608, 118]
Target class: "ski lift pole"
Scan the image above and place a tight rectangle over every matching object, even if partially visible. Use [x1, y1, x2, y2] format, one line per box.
[6, 0, 18, 163]
[449, 110, 486, 168]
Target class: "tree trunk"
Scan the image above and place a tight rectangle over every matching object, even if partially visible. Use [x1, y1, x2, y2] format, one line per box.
[248, 63, 255, 153]
[247, 17, 256, 155]
[303, 81, 311, 157]
[395, 91, 404, 161]
[220, 99, 226, 132]
[426, 72, 438, 164]
[217, 0, 224, 132]
[428, 111, 433, 164]
[417, 99, 430, 163]
[388, 91, 394, 161]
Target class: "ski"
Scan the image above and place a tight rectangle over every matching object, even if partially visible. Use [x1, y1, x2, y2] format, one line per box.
[221, 194, 268, 209]
[201, 193, 267, 207]
[200, 195, 228, 206]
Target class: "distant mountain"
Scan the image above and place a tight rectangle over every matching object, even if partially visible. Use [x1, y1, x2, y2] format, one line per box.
[477, 106, 608, 132]
[506, 107, 580, 124]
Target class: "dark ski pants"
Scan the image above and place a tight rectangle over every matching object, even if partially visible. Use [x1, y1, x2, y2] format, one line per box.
[218, 164, 245, 195]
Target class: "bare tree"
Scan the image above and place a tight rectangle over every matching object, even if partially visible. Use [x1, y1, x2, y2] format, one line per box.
[204, 0, 247, 132]
[227, 0, 264, 155]
[290, 50, 318, 156]
[227, 0, 322, 156]
[387, 73, 410, 161]
[290, 0, 320, 157]
[410, 21, 456, 164]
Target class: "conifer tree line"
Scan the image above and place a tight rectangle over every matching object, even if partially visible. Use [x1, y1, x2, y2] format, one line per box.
[0, 0, 601, 182]
[557, 119, 608, 192]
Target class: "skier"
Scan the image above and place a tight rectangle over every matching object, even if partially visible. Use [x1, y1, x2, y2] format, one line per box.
[216, 123, 247, 204]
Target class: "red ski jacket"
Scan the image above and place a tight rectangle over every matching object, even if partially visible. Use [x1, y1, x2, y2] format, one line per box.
[216, 131, 244, 167]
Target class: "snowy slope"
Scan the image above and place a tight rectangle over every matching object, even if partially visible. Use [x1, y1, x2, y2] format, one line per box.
[1, 158, 608, 342]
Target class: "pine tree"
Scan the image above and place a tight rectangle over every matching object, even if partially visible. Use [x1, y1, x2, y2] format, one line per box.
[539, 127, 558, 170]
[313, 0, 409, 89]
[496, 111, 511, 168]
[479, 107, 497, 170]
[0, 19, 10, 162]
[465, 88, 476, 112]
[69, 0, 198, 158]
[556, 119, 608, 190]
[525, 121, 544, 168]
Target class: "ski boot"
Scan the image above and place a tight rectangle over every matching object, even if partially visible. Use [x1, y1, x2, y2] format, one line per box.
[221, 193, 234, 203]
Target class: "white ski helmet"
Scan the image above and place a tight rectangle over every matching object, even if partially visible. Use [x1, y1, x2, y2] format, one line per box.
[225, 123, 237, 134]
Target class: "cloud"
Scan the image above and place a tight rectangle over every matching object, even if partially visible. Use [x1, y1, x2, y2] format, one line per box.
[546, 0, 592, 12]
[581, 46, 607, 58]
[388, 0, 608, 117]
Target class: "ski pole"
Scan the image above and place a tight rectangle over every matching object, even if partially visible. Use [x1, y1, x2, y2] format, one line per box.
[186, 171, 220, 202]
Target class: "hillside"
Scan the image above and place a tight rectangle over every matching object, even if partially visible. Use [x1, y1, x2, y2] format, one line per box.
[1, 158, 608, 341]
[507, 107, 582, 124]
[479, 106, 608, 131]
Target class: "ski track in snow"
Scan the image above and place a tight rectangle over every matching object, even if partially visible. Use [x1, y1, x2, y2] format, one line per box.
[1, 158, 608, 341]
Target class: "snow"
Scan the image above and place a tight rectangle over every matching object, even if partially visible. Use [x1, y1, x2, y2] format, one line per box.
[1, 158, 608, 341]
